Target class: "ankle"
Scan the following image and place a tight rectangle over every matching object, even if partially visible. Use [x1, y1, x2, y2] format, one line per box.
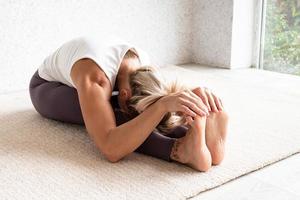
[170, 138, 182, 162]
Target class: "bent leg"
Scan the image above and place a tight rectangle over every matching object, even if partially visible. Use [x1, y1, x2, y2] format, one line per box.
[113, 109, 188, 161]
[29, 70, 85, 125]
[30, 70, 120, 125]
[29, 70, 188, 162]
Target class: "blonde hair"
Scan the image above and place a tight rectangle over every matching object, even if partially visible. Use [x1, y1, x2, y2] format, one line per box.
[127, 66, 187, 134]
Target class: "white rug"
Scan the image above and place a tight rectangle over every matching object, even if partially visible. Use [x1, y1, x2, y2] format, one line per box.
[1, 64, 300, 200]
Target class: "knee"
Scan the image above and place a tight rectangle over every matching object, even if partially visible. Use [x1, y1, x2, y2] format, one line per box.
[29, 70, 41, 89]
[29, 85, 52, 119]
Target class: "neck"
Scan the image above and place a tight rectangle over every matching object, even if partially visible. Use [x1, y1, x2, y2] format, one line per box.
[121, 56, 140, 71]
[119, 57, 140, 77]
[115, 57, 139, 91]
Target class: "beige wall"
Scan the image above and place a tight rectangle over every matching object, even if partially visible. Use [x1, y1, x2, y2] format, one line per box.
[0, 0, 193, 93]
[191, 0, 256, 69]
[0, 0, 257, 93]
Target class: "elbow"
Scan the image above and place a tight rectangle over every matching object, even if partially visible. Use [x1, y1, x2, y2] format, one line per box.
[102, 146, 123, 163]
[96, 130, 125, 163]
[105, 153, 121, 163]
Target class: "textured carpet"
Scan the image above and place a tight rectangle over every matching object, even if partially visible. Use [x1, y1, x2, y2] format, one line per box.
[1, 64, 300, 200]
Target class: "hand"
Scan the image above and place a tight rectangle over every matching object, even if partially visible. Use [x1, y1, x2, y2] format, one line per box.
[192, 87, 224, 112]
[158, 90, 209, 118]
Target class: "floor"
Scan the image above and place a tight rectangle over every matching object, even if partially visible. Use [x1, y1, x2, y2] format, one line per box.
[192, 153, 300, 200]
[1, 64, 299, 199]
[178, 64, 300, 200]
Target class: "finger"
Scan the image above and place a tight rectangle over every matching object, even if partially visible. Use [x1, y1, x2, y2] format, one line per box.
[192, 88, 211, 111]
[180, 98, 207, 116]
[188, 89, 210, 112]
[180, 98, 206, 116]
[200, 89, 211, 112]
[185, 116, 194, 125]
[218, 98, 225, 110]
[182, 91, 209, 115]
[206, 90, 218, 112]
[185, 90, 207, 111]
[212, 93, 223, 111]
[180, 105, 197, 117]
[219, 98, 224, 108]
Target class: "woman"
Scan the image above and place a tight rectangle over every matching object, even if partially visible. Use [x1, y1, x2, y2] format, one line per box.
[29, 35, 228, 171]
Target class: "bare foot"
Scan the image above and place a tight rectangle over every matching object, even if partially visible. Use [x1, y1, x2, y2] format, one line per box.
[205, 111, 229, 165]
[170, 116, 212, 171]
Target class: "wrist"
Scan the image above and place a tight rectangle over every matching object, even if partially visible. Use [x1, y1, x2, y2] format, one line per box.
[156, 97, 168, 113]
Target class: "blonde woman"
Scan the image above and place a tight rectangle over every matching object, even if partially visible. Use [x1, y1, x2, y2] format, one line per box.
[29, 36, 228, 171]
[124, 67, 228, 171]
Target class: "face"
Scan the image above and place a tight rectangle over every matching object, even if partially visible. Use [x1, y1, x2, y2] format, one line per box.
[117, 76, 132, 112]
[117, 57, 141, 111]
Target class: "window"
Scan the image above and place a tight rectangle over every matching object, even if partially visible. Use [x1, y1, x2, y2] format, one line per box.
[260, 0, 300, 76]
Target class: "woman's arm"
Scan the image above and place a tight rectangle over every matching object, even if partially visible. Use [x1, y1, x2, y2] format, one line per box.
[71, 59, 208, 162]
[77, 79, 207, 162]
[76, 75, 175, 162]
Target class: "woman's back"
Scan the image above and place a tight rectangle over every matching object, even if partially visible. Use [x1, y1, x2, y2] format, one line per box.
[38, 35, 150, 90]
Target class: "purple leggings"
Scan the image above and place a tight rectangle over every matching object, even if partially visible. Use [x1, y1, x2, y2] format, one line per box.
[29, 70, 187, 161]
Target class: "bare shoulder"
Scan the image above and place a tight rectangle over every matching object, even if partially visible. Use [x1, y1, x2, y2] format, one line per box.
[70, 58, 112, 94]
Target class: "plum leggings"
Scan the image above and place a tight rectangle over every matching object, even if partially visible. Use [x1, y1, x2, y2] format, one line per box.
[29, 70, 188, 162]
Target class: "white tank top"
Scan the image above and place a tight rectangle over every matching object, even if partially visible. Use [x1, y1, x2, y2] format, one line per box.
[38, 35, 151, 89]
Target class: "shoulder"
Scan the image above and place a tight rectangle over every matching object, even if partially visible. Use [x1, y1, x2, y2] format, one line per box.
[71, 58, 112, 92]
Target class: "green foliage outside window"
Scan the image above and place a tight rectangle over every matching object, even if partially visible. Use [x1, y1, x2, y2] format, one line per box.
[263, 0, 300, 75]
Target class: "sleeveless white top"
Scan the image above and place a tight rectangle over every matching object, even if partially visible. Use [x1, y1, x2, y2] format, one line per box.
[38, 35, 151, 89]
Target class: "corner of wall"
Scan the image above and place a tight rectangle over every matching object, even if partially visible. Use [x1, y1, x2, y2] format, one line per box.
[230, 0, 255, 69]
[191, 0, 234, 68]
[191, 0, 256, 69]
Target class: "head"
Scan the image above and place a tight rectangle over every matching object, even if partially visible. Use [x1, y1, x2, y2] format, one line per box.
[116, 48, 141, 111]
[125, 66, 188, 133]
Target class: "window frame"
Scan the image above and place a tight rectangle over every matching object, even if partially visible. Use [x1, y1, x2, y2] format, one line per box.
[254, 0, 267, 70]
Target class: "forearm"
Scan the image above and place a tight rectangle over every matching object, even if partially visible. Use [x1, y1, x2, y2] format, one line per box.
[105, 100, 166, 161]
